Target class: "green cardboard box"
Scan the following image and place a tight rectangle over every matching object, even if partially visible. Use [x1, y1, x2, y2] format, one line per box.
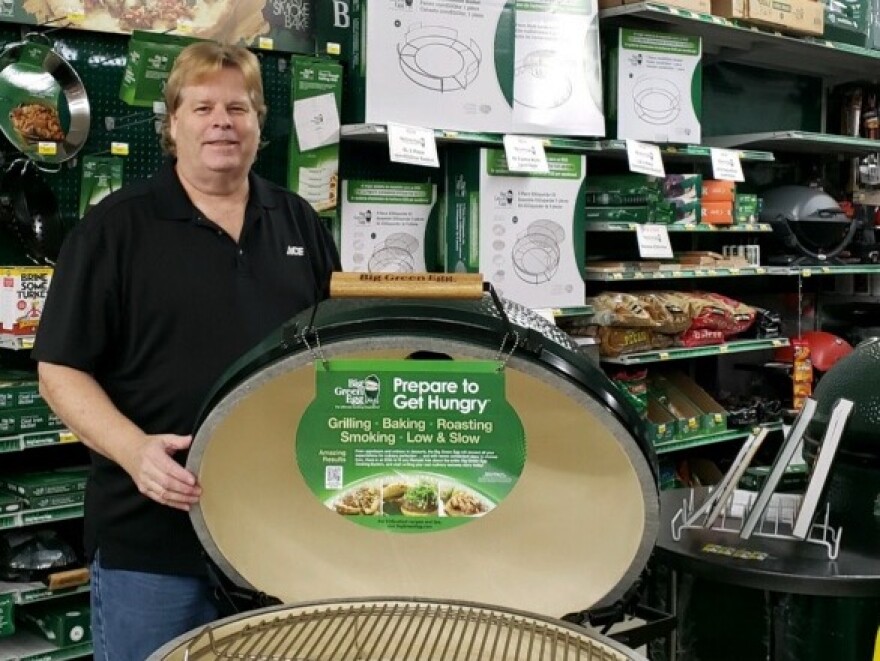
[17, 599, 90, 647]
[663, 371, 728, 435]
[0, 406, 65, 436]
[0, 593, 13, 638]
[1, 467, 88, 499]
[0, 372, 42, 410]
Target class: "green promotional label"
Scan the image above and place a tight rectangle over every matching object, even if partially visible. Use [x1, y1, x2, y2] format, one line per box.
[297, 360, 526, 533]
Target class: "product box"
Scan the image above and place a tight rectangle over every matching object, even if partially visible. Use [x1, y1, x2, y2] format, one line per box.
[585, 204, 675, 224]
[79, 156, 124, 219]
[287, 56, 342, 214]
[649, 375, 703, 440]
[0, 371, 43, 409]
[824, 0, 871, 46]
[339, 180, 439, 273]
[325, 0, 605, 136]
[0, 267, 52, 337]
[17, 599, 90, 648]
[18, 491, 85, 511]
[445, 148, 586, 309]
[0, 491, 23, 514]
[584, 174, 664, 206]
[711, 0, 824, 36]
[120, 31, 200, 107]
[0, 2, 316, 53]
[1, 467, 88, 500]
[702, 179, 736, 202]
[646, 397, 677, 445]
[0, 593, 13, 638]
[606, 28, 702, 144]
[0, 406, 64, 436]
[599, 0, 711, 12]
[701, 201, 734, 225]
[663, 371, 728, 434]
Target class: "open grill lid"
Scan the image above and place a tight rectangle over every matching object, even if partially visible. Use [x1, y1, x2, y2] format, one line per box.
[187, 295, 659, 620]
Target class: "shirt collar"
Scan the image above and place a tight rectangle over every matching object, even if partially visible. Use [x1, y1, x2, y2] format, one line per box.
[152, 159, 278, 221]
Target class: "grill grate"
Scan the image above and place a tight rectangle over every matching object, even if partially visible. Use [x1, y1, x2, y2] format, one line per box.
[180, 601, 632, 661]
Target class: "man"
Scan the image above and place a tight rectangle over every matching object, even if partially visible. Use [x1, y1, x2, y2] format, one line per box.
[32, 42, 340, 660]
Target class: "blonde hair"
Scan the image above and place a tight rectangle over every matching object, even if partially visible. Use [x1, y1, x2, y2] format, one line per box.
[160, 41, 267, 156]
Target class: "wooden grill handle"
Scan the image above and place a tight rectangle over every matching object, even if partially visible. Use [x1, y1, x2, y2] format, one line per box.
[330, 272, 485, 300]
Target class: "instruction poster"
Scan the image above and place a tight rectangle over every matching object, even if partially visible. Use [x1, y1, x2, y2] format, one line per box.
[296, 359, 526, 533]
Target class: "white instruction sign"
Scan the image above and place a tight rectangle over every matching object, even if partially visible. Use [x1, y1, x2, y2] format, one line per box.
[710, 148, 745, 182]
[626, 140, 665, 177]
[636, 224, 674, 259]
[502, 135, 550, 173]
[387, 123, 440, 168]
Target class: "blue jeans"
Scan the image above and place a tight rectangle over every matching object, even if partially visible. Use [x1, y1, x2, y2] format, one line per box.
[90, 552, 219, 661]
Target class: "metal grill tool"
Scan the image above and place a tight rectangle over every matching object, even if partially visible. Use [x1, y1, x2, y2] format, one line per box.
[176, 601, 637, 661]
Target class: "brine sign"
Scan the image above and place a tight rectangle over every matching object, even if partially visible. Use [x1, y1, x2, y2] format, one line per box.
[296, 359, 526, 533]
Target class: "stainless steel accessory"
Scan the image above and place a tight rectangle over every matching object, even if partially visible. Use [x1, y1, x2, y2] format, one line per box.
[0, 33, 90, 165]
[152, 598, 648, 660]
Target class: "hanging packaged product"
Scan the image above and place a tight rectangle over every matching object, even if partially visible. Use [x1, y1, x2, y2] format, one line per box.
[79, 156, 124, 218]
[120, 31, 201, 107]
[322, 0, 604, 136]
[288, 56, 342, 214]
[0, 267, 52, 338]
[606, 28, 702, 144]
[791, 337, 813, 410]
[444, 147, 586, 309]
[339, 180, 438, 273]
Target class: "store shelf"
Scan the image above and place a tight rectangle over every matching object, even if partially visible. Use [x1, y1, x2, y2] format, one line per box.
[0, 504, 84, 531]
[585, 265, 770, 280]
[597, 139, 774, 162]
[704, 131, 880, 155]
[0, 431, 78, 455]
[791, 264, 880, 276]
[601, 337, 789, 365]
[654, 421, 783, 454]
[0, 581, 89, 606]
[0, 630, 91, 661]
[585, 222, 772, 232]
[598, 2, 880, 84]
[340, 124, 774, 160]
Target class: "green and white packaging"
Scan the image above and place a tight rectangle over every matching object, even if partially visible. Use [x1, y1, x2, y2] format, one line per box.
[288, 56, 342, 213]
[120, 31, 199, 107]
[329, 0, 604, 136]
[339, 180, 438, 273]
[607, 28, 702, 144]
[445, 148, 586, 309]
[0, 593, 13, 638]
[79, 156, 123, 218]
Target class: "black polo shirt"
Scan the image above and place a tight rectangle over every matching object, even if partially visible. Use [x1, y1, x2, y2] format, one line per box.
[32, 161, 340, 575]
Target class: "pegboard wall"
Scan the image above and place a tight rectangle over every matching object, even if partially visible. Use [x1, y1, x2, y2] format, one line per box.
[0, 24, 293, 262]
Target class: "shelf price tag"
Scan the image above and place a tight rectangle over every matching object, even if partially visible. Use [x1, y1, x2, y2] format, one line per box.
[635, 224, 674, 259]
[626, 139, 665, 177]
[387, 123, 439, 168]
[110, 142, 129, 156]
[37, 142, 57, 156]
[502, 135, 549, 173]
[710, 148, 745, 182]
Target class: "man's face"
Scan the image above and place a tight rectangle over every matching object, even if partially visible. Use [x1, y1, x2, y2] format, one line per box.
[169, 67, 260, 181]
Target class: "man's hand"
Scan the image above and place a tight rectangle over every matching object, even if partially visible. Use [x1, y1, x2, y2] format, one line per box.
[128, 434, 202, 511]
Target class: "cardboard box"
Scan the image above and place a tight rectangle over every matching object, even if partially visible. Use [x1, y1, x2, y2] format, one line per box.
[701, 201, 734, 225]
[1, 468, 88, 499]
[444, 147, 586, 309]
[0, 267, 52, 336]
[664, 371, 729, 434]
[339, 180, 439, 273]
[0, 491, 23, 514]
[0, 371, 43, 409]
[823, 0, 870, 45]
[702, 179, 736, 202]
[646, 397, 678, 445]
[17, 599, 90, 647]
[326, 0, 605, 136]
[606, 28, 702, 144]
[0, 406, 64, 436]
[79, 156, 124, 219]
[0, 593, 13, 638]
[650, 375, 703, 439]
[0, 2, 315, 53]
[711, 0, 824, 36]
[287, 56, 342, 214]
[585, 204, 675, 224]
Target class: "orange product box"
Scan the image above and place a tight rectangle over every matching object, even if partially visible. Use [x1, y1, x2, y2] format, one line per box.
[701, 201, 734, 225]
[701, 180, 736, 202]
[0, 267, 53, 336]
